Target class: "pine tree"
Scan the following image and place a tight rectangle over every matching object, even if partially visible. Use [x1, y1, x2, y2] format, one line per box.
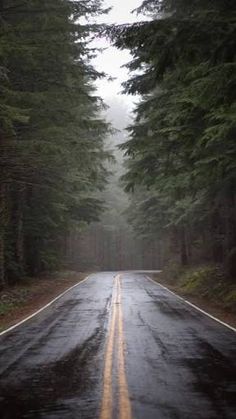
[0, 0, 111, 285]
[110, 0, 236, 271]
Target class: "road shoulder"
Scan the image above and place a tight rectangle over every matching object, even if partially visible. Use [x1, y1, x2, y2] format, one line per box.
[0, 272, 89, 332]
[149, 273, 236, 330]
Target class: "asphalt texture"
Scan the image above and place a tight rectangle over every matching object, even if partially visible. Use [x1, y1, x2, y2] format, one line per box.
[0, 272, 236, 419]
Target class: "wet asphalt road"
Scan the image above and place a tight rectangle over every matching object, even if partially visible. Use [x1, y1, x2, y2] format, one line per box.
[0, 272, 236, 419]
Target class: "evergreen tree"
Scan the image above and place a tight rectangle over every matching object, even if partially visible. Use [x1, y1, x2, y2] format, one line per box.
[0, 0, 110, 286]
[110, 0, 236, 273]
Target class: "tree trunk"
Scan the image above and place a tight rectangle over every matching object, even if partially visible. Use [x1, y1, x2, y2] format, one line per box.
[15, 186, 25, 273]
[0, 182, 6, 288]
[0, 111, 7, 286]
[225, 183, 236, 278]
[180, 225, 188, 266]
[211, 210, 223, 264]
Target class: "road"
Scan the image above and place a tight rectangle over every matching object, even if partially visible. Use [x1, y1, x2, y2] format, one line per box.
[0, 272, 236, 419]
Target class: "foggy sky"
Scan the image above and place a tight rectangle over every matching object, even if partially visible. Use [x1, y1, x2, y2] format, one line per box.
[92, 0, 145, 107]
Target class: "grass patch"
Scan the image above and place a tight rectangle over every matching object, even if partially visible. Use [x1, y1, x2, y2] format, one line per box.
[222, 289, 236, 308]
[0, 302, 15, 316]
[179, 265, 236, 312]
[0, 288, 30, 317]
[157, 262, 236, 313]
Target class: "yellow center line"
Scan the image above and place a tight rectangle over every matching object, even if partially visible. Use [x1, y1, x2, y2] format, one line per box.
[100, 278, 118, 419]
[100, 275, 132, 419]
[117, 277, 132, 419]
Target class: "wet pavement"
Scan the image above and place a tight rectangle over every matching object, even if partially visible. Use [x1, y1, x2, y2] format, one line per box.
[0, 272, 236, 419]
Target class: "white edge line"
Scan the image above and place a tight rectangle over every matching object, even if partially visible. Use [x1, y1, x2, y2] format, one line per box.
[0, 275, 91, 337]
[146, 275, 236, 333]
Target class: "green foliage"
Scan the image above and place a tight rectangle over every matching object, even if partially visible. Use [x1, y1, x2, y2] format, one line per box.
[180, 265, 236, 311]
[0, 0, 111, 283]
[0, 287, 29, 316]
[181, 266, 224, 293]
[110, 0, 236, 269]
[224, 290, 236, 307]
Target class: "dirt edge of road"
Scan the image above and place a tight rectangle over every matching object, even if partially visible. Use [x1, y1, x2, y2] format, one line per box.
[0, 272, 90, 333]
[150, 273, 236, 329]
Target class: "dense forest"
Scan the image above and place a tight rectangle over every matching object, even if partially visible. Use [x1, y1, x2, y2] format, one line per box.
[0, 0, 111, 287]
[66, 98, 161, 271]
[109, 0, 236, 279]
[1, 0, 236, 288]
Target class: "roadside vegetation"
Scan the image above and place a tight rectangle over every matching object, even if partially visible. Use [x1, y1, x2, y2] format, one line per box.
[157, 263, 236, 314]
[181, 267, 236, 312]
[0, 271, 86, 331]
[108, 0, 236, 306]
[0, 0, 111, 288]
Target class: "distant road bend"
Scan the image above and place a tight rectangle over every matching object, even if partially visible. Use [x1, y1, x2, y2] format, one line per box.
[0, 272, 236, 419]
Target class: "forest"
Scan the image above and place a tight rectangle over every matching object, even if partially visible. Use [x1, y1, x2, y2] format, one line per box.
[108, 0, 236, 280]
[0, 0, 111, 287]
[0, 0, 236, 289]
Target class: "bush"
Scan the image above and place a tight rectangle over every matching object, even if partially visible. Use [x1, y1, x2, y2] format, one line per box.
[179, 265, 236, 312]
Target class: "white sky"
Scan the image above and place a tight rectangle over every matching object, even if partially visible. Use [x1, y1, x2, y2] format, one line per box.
[91, 0, 145, 107]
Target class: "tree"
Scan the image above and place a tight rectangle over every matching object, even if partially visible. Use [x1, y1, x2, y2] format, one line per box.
[109, 0, 236, 272]
[0, 0, 111, 285]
